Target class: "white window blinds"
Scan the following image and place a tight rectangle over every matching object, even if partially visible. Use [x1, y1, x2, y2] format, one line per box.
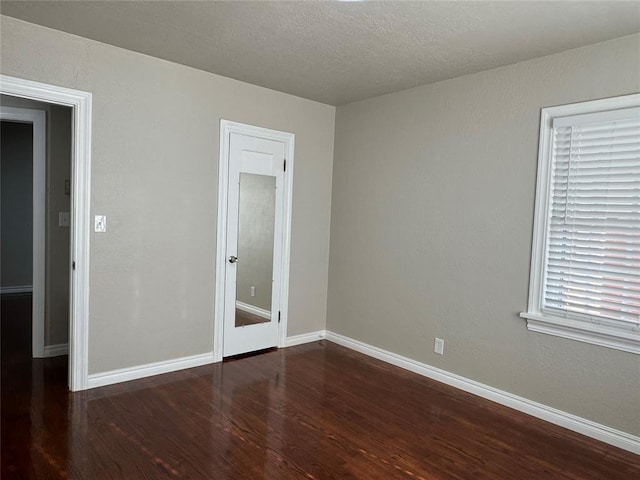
[545, 107, 640, 327]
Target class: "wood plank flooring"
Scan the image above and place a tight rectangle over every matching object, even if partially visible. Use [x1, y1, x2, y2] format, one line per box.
[236, 308, 268, 327]
[2, 296, 639, 479]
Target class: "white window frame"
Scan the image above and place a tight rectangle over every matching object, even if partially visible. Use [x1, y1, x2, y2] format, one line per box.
[521, 93, 640, 354]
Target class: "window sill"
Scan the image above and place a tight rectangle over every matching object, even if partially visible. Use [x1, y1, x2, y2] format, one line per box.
[519, 312, 640, 355]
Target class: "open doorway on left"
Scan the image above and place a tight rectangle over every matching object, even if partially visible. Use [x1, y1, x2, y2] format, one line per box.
[1, 95, 72, 404]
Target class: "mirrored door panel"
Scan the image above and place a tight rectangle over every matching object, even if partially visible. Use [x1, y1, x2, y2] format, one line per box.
[235, 172, 276, 327]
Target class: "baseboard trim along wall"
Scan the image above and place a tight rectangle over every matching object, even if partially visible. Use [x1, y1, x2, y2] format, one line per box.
[236, 301, 271, 319]
[284, 330, 639, 455]
[43, 343, 68, 357]
[284, 330, 327, 347]
[0, 285, 33, 295]
[87, 352, 215, 390]
[84, 329, 638, 454]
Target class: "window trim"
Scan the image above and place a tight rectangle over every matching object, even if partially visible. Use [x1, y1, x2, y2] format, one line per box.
[521, 93, 640, 354]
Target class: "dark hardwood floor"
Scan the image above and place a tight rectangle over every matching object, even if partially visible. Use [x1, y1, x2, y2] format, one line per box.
[236, 308, 268, 327]
[2, 296, 639, 479]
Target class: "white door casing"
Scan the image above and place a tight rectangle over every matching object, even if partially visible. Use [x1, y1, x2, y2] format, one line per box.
[0, 75, 92, 391]
[215, 121, 294, 360]
[0, 106, 46, 358]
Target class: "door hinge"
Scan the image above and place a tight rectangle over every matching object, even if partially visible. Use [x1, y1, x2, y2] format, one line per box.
[72, 261, 76, 270]
[278, 311, 281, 323]
[284, 159, 286, 172]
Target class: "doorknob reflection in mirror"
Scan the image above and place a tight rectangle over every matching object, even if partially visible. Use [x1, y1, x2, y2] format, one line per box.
[229, 256, 238, 263]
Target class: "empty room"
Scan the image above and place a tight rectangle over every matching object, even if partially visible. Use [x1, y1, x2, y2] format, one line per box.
[1, 1, 638, 479]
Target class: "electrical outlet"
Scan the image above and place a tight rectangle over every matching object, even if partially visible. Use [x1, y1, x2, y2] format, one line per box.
[434, 338, 444, 355]
[250, 286, 255, 297]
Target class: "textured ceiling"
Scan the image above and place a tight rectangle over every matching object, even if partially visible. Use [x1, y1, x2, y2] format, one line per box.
[2, 1, 639, 105]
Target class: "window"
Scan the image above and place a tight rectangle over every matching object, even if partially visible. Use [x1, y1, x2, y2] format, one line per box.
[521, 94, 640, 354]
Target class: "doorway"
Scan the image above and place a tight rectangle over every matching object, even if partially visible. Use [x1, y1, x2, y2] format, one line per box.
[0, 75, 92, 391]
[214, 121, 294, 360]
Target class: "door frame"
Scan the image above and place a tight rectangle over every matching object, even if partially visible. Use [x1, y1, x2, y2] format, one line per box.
[0, 106, 46, 358]
[1, 74, 92, 391]
[214, 120, 294, 361]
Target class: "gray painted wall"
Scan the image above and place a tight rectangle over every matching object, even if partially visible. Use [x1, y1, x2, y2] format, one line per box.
[46, 103, 72, 346]
[236, 173, 276, 312]
[328, 34, 640, 436]
[2, 13, 637, 439]
[0, 95, 72, 347]
[0, 15, 336, 374]
[1, 120, 33, 289]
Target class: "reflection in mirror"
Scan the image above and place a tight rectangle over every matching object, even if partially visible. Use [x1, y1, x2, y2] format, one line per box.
[235, 173, 276, 327]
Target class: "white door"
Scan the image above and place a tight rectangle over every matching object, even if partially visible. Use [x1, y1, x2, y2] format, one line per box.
[223, 131, 286, 357]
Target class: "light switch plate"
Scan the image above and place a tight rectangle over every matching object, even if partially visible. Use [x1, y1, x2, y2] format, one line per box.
[58, 212, 70, 227]
[94, 215, 106, 233]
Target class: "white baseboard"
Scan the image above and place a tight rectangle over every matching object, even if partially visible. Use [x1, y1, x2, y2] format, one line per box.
[0, 285, 32, 295]
[285, 330, 327, 347]
[324, 331, 640, 455]
[236, 301, 271, 319]
[81, 328, 638, 453]
[87, 352, 215, 390]
[43, 343, 68, 357]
